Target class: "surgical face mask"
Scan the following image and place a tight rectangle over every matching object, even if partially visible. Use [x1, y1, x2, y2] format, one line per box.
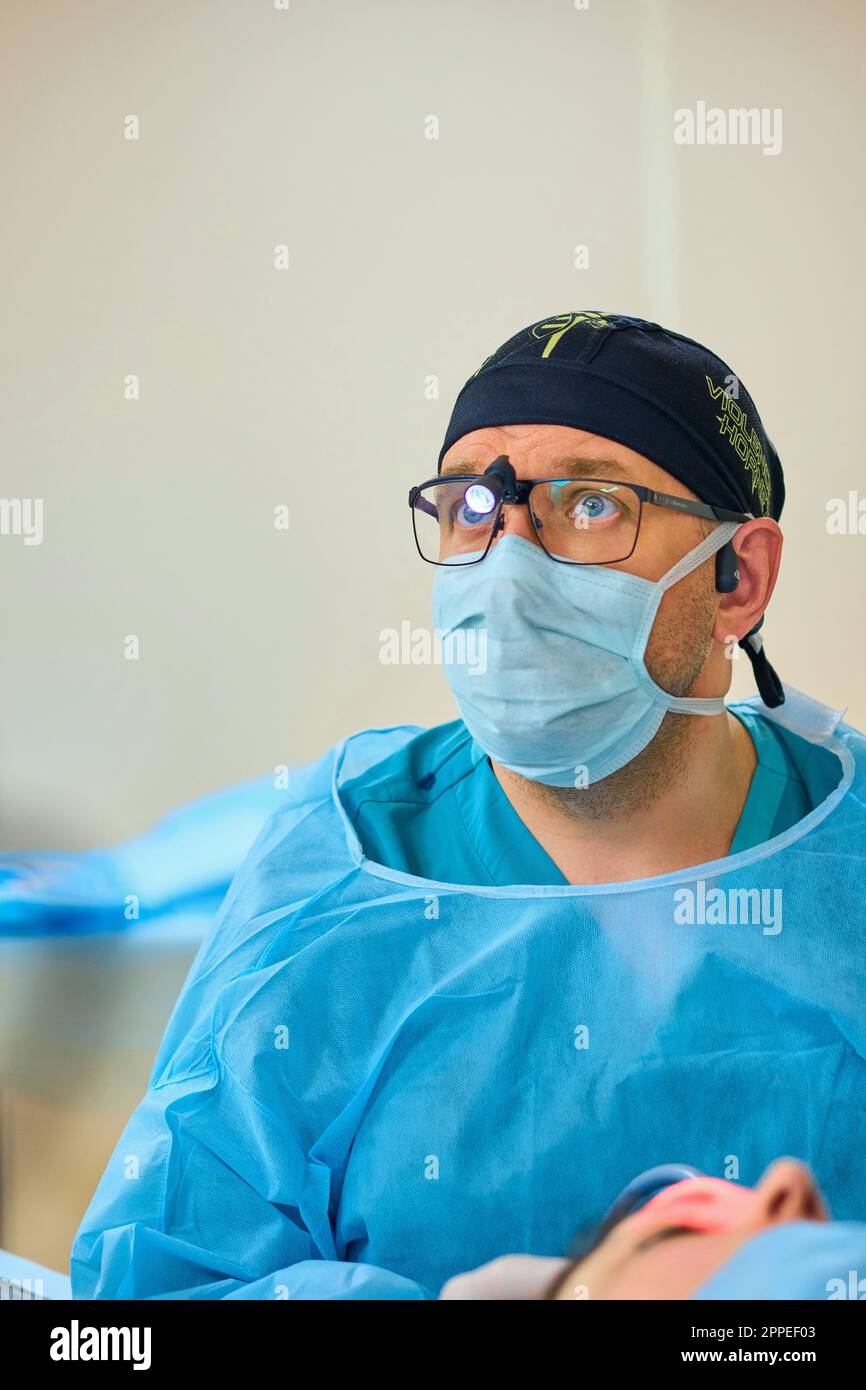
[430, 523, 740, 787]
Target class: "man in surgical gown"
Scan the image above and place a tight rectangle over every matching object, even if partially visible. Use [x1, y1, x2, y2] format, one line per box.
[72, 312, 866, 1299]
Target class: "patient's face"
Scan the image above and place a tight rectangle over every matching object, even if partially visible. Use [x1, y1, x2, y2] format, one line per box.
[553, 1158, 827, 1301]
[557, 1221, 750, 1300]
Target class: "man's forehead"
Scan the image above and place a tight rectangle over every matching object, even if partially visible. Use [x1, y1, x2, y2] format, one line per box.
[437, 427, 697, 496]
[439, 454, 636, 480]
[439, 425, 653, 478]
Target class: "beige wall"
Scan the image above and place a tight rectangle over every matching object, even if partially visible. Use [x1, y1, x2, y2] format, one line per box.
[2, 0, 864, 858]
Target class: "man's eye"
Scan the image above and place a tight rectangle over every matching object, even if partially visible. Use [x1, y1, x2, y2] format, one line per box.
[569, 491, 620, 522]
[454, 501, 490, 527]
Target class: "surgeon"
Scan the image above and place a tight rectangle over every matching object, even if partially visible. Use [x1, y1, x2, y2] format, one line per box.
[72, 311, 866, 1300]
[440, 1157, 866, 1300]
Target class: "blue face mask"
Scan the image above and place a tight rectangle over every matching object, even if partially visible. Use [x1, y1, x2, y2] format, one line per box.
[431, 524, 741, 787]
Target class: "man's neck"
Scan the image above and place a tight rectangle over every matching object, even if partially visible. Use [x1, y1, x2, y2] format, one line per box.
[490, 710, 757, 885]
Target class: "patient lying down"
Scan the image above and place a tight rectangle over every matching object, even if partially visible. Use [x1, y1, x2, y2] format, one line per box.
[440, 1159, 865, 1300]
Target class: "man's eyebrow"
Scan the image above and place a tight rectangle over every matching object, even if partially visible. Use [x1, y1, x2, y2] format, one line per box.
[438, 458, 636, 481]
[439, 461, 483, 478]
[548, 458, 635, 481]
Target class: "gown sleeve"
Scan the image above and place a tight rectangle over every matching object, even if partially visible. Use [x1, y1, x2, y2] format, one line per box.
[70, 1072, 432, 1299]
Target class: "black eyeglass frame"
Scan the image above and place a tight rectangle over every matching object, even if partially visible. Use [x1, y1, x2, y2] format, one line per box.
[408, 460, 754, 567]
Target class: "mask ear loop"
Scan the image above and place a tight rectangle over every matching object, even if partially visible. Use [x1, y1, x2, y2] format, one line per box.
[630, 523, 739, 715]
[656, 520, 741, 591]
[657, 522, 786, 711]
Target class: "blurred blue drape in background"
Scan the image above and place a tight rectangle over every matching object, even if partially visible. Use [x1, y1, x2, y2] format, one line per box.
[0, 776, 287, 939]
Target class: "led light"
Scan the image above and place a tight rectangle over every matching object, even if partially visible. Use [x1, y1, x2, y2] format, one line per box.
[464, 483, 497, 515]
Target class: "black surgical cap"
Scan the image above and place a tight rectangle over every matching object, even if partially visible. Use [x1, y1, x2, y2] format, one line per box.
[438, 311, 784, 521]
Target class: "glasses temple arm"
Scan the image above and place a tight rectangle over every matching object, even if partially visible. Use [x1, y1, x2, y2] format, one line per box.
[647, 490, 754, 524]
[409, 489, 440, 520]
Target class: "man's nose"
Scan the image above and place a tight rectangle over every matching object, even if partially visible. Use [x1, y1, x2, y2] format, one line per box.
[491, 503, 544, 548]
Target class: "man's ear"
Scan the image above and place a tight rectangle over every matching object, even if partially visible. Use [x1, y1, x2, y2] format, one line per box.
[713, 519, 783, 644]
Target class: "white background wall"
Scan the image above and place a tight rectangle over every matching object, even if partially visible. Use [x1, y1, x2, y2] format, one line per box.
[2, 0, 864, 851]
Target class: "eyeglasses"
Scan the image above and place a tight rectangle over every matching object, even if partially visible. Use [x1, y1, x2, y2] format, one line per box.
[408, 455, 753, 566]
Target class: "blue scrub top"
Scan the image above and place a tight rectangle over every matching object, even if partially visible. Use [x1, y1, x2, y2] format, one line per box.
[341, 707, 813, 886]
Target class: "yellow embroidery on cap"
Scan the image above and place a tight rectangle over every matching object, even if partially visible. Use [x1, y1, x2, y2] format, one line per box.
[531, 311, 611, 358]
[705, 375, 771, 516]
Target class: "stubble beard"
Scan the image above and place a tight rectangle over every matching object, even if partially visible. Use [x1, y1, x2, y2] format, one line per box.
[513, 571, 720, 822]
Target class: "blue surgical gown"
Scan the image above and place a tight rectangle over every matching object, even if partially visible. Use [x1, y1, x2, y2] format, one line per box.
[71, 690, 866, 1300]
[340, 707, 812, 886]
